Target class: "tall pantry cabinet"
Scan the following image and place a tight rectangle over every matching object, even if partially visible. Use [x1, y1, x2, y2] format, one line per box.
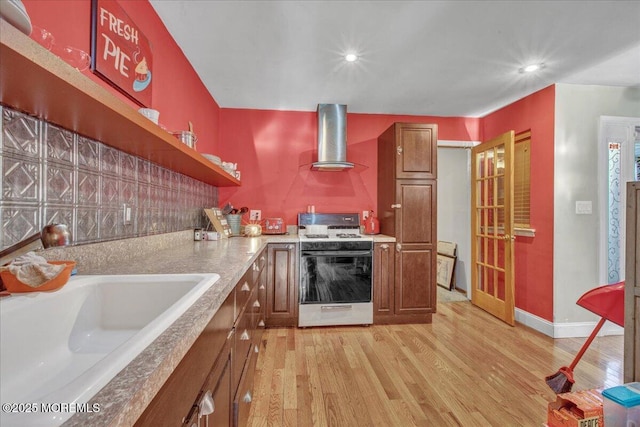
[625, 181, 640, 382]
[376, 123, 437, 324]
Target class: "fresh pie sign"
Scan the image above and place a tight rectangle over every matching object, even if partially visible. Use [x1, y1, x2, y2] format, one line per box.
[90, 0, 152, 106]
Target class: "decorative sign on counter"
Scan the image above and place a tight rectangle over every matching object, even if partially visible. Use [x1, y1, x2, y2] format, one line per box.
[90, 0, 152, 106]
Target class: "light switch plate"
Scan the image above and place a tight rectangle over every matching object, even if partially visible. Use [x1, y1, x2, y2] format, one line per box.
[250, 210, 261, 221]
[575, 201, 592, 215]
[123, 203, 132, 225]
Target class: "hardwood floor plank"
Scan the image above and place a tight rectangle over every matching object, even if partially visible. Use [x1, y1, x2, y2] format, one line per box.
[283, 349, 297, 410]
[248, 301, 624, 426]
[304, 341, 328, 426]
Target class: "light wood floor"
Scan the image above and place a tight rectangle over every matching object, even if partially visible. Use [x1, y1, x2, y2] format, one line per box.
[247, 300, 623, 426]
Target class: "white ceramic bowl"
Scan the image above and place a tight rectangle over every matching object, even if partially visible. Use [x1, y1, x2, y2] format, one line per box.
[202, 153, 222, 165]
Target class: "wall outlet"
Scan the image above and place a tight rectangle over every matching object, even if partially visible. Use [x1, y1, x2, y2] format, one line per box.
[362, 210, 370, 220]
[250, 210, 262, 221]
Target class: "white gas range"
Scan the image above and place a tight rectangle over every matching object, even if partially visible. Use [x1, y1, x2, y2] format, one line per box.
[297, 213, 373, 327]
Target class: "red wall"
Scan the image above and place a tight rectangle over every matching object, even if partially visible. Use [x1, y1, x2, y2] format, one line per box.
[22, 1, 554, 321]
[217, 109, 480, 225]
[22, 0, 221, 153]
[481, 85, 555, 321]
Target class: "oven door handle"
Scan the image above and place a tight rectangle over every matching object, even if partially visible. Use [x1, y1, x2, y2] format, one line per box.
[301, 250, 373, 257]
[321, 305, 353, 311]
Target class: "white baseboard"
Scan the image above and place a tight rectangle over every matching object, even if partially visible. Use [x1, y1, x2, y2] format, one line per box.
[552, 321, 624, 338]
[515, 308, 624, 338]
[515, 308, 554, 337]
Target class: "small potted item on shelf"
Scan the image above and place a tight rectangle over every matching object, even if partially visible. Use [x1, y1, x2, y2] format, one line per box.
[171, 130, 197, 149]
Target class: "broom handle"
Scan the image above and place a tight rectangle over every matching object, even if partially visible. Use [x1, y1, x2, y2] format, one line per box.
[569, 317, 607, 370]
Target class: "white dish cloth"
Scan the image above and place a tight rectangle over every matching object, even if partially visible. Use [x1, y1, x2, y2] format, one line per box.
[0, 252, 65, 287]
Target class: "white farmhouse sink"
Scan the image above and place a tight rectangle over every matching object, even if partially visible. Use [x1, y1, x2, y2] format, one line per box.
[0, 273, 220, 426]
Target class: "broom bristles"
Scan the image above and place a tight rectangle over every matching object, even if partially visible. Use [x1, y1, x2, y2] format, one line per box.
[545, 366, 575, 394]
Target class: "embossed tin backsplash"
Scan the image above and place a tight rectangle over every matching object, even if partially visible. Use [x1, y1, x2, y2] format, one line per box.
[0, 106, 217, 250]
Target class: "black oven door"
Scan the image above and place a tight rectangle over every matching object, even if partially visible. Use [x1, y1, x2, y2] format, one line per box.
[299, 249, 372, 304]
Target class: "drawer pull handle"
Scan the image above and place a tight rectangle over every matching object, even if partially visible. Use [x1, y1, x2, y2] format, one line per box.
[199, 390, 215, 416]
[240, 330, 250, 341]
[321, 305, 352, 311]
[258, 320, 265, 327]
[241, 282, 250, 292]
[380, 244, 389, 250]
[259, 283, 265, 290]
[243, 391, 252, 403]
[391, 203, 402, 209]
[253, 300, 261, 308]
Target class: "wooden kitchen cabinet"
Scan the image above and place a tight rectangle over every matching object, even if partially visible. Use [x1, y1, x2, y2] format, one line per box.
[392, 122, 437, 180]
[377, 123, 437, 324]
[373, 242, 395, 322]
[231, 249, 266, 426]
[266, 243, 298, 327]
[625, 181, 640, 382]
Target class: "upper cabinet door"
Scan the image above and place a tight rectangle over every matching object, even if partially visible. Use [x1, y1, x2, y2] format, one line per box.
[395, 123, 438, 180]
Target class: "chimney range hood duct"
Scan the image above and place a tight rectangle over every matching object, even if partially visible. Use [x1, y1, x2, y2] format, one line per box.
[311, 104, 354, 171]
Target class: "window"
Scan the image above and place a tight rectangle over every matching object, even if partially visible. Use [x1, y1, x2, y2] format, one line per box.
[514, 130, 531, 229]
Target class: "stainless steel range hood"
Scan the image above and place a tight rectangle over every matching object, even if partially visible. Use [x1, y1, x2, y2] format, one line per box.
[311, 104, 354, 171]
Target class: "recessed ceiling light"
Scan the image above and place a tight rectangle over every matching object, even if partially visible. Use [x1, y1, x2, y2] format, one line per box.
[345, 53, 358, 62]
[519, 63, 545, 73]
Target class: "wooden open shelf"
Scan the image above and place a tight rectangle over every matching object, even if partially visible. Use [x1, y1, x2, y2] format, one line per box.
[0, 20, 239, 187]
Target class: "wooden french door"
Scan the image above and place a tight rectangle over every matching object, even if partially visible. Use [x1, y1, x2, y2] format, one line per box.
[471, 131, 516, 326]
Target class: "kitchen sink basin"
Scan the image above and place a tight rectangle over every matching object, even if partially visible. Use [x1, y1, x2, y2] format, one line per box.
[0, 273, 220, 426]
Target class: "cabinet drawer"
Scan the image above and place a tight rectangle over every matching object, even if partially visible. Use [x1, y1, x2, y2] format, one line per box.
[252, 250, 267, 284]
[233, 301, 254, 386]
[233, 347, 257, 427]
[257, 272, 266, 329]
[235, 272, 253, 319]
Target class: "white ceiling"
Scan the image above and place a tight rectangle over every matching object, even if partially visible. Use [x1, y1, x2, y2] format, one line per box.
[149, 0, 640, 118]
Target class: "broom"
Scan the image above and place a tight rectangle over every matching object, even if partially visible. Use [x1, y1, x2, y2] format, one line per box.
[545, 317, 607, 394]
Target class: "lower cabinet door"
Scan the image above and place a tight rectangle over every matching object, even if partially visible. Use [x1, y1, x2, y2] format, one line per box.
[266, 243, 298, 327]
[373, 242, 395, 321]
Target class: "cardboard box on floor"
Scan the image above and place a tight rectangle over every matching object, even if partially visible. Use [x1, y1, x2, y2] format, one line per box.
[547, 389, 603, 427]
